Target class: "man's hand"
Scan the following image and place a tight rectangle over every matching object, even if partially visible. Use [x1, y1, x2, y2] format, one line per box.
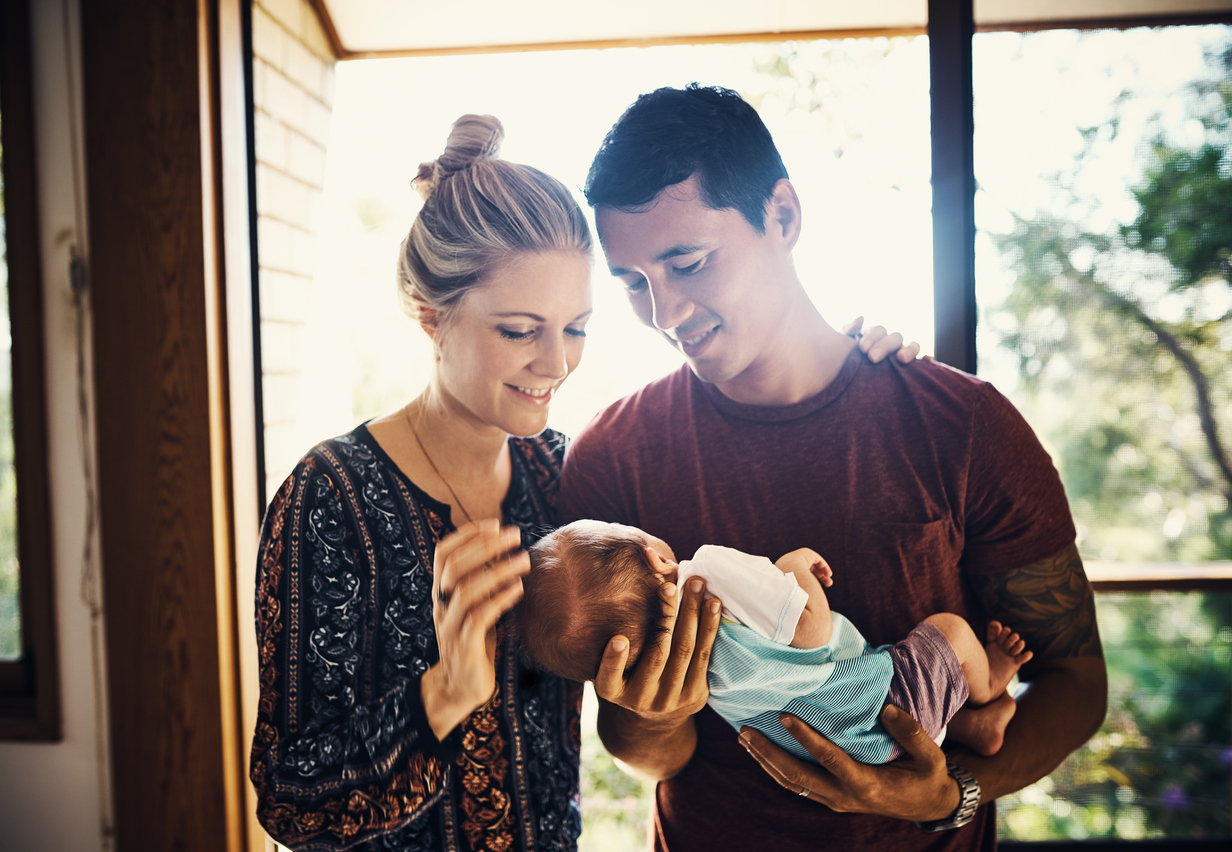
[738, 705, 960, 821]
[594, 570, 722, 780]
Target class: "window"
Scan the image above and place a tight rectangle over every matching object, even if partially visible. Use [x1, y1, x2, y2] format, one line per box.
[974, 24, 1232, 841]
[0, 0, 59, 740]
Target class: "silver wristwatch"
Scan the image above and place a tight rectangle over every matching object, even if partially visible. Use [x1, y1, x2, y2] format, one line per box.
[917, 758, 981, 832]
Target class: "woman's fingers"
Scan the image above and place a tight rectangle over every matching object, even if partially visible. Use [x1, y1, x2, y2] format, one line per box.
[437, 522, 521, 596]
[449, 551, 530, 612]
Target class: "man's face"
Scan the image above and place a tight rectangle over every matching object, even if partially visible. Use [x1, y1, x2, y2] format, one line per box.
[596, 176, 799, 397]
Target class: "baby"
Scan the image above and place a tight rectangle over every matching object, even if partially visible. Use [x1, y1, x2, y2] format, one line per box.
[513, 520, 1031, 765]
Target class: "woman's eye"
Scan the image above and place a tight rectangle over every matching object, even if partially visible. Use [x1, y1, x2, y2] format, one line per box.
[499, 328, 534, 341]
[565, 326, 588, 338]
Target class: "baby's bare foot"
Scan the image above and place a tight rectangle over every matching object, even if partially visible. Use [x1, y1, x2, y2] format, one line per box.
[984, 621, 1033, 697]
[951, 691, 1018, 756]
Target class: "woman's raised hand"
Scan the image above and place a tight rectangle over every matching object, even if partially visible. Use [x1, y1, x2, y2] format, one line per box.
[421, 519, 529, 740]
[842, 316, 922, 364]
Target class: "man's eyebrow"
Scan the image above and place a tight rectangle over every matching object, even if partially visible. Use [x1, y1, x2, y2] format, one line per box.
[608, 244, 709, 277]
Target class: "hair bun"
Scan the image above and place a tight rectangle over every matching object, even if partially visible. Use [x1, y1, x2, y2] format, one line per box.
[414, 114, 504, 200]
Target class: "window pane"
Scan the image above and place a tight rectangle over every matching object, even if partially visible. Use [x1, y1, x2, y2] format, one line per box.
[974, 25, 1232, 841]
[998, 590, 1231, 840]
[0, 107, 20, 662]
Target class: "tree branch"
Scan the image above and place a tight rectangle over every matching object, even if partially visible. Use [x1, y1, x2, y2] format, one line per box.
[1098, 286, 1232, 508]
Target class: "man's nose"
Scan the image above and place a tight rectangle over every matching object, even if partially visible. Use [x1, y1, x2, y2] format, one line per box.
[647, 280, 693, 332]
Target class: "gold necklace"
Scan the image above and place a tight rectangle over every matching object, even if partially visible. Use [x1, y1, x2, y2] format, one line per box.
[404, 405, 475, 525]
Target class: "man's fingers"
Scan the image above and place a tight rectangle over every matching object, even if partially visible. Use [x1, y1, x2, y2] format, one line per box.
[879, 705, 943, 767]
[662, 578, 705, 686]
[738, 727, 826, 803]
[683, 595, 721, 700]
[626, 581, 680, 692]
[778, 714, 857, 782]
[593, 636, 631, 702]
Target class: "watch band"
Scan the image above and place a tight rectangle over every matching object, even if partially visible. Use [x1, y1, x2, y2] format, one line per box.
[917, 757, 981, 832]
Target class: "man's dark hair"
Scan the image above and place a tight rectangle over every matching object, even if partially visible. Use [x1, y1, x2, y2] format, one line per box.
[584, 84, 789, 233]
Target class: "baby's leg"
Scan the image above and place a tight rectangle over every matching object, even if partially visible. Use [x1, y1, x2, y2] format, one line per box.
[775, 548, 833, 649]
[923, 614, 1033, 705]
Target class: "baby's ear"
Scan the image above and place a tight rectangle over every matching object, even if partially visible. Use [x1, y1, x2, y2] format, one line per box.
[644, 546, 678, 581]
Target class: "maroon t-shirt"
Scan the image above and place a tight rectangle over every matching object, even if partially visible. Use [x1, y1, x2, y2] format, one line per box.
[558, 349, 1075, 852]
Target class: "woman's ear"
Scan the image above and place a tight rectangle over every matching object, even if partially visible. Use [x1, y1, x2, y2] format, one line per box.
[417, 306, 441, 339]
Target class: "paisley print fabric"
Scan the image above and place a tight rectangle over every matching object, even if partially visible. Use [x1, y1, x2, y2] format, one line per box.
[252, 424, 582, 851]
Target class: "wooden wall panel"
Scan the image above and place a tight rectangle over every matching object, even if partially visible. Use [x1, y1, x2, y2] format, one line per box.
[80, 1, 234, 849]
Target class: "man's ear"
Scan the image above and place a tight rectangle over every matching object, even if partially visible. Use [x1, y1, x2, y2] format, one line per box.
[765, 178, 802, 251]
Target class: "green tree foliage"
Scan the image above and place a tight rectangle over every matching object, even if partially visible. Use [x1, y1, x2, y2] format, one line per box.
[990, 39, 1232, 562]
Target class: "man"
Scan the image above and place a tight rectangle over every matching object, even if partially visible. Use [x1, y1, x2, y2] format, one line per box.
[557, 85, 1106, 851]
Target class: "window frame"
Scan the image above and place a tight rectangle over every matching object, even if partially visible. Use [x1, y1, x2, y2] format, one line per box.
[0, 0, 61, 741]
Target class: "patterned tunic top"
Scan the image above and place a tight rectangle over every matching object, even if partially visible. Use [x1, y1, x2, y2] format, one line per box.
[251, 424, 582, 852]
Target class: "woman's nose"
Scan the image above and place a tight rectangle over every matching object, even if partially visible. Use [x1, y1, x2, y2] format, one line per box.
[531, 334, 569, 379]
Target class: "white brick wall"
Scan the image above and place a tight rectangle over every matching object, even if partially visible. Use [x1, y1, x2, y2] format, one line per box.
[252, 0, 335, 501]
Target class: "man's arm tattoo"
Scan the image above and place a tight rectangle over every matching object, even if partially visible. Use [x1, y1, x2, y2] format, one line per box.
[968, 542, 1103, 661]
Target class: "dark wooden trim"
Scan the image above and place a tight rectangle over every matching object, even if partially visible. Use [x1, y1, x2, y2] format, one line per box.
[81, 0, 237, 848]
[929, 0, 978, 373]
[0, 0, 61, 742]
[305, 0, 344, 59]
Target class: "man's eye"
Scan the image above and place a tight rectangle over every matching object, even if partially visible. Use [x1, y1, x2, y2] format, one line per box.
[625, 277, 648, 293]
[674, 259, 704, 275]
[499, 328, 534, 341]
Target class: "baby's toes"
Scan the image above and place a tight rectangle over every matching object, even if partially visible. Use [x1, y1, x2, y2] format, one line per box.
[986, 620, 1006, 644]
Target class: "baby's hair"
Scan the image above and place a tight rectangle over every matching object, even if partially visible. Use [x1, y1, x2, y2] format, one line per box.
[514, 524, 664, 683]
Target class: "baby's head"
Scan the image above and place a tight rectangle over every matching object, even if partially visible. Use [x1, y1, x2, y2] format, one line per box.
[514, 520, 675, 682]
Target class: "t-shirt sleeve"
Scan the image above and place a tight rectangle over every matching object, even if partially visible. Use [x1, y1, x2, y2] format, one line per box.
[558, 419, 634, 526]
[961, 383, 1077, 575]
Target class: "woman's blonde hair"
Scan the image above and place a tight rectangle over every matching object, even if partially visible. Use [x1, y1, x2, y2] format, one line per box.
[398, 114, 592, 326]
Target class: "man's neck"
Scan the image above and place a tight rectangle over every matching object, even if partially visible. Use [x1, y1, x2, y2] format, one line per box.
[713, 308, 856, 407]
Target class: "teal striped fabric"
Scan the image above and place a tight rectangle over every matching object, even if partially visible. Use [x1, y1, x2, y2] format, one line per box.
[707, 612, 899, 765]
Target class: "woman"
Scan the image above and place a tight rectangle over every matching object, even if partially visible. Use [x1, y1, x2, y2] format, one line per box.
[250, 114, 913, 851]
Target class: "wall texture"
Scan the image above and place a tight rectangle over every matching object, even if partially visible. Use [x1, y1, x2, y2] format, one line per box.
[252, 0, 336, 501]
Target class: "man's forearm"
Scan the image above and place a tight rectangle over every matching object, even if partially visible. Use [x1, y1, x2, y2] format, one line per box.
[597, 698, 698, 781]
[957, 657, 1107, 802]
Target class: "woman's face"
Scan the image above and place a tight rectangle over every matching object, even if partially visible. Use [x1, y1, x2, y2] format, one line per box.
[433, 250, 593, 438]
